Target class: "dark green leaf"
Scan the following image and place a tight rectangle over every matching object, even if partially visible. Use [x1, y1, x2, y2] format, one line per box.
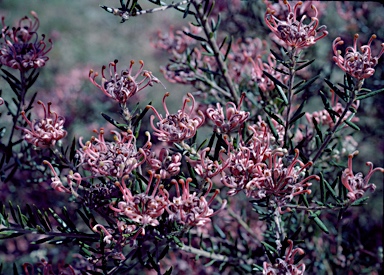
[295, 59, 315, 71]
[294, 75, 319, 95]
[183, 30, 207, 42]
[356, 87, 384, 100]
[324, 78, 347, 101]
[31, 236, 55, 244]
[351, 196, 369, 206]
[263, 70, 288, 89]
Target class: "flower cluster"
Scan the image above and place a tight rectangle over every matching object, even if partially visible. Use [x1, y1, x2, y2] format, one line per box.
[77, 129, 146, 178]
[167, 178, 227, 227]
[0, 11, 52, 71]
[333, 34, 384, 80]
[341, 151, 384, 202]
[264, 1, 328, 50]
[187, 147, 229, 180]
[18, 101, 67, 148]
[206, 93, 250, 134]
[109, 173, 169, 235]
[143, 132, 182, 179]
[262, 239, 306, 275]
[89, 59, 163, 105]
[149, 92, 205, 143]
[221, 120, 318, 210]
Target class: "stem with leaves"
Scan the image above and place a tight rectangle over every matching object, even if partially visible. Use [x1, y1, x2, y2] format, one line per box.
[311, 87, 358, 163]
[191, 0, 239, 103]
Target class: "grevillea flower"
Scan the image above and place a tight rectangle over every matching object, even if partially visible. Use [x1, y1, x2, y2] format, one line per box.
[187, 147, 230, 180]
[109, 172, 169, 235]
[0, 11, 52, 71]
[89, 59, 163, 105]
[206, 93, 250, 134]
[264, 1, 328, 50]
[23, 259, 76, 275]
[333, 34, 384, 80]
[166, 178, 227, 227]
[18, 101, 67, 148]
[262, 239, 305, 275]
[142, 132, 182, 179]
[77, 128, 146, 178]
[149, 92, 205, 142]
[341, 151, 384, 202]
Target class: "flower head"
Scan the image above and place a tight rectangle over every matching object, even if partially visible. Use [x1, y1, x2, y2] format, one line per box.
[166, 178, 227, 227]
[262, 239, 306, 275]
[206, 93, 250, 134]
[333, 34, 384, 80]
[89, 59, 163, 105]
[341, 151, 384, 202]
[18, 101, 67, 148]
[149, 92, 205, 143]
[265, 1, 327, 50]
[0, 11, 52, 71]
[77, 129, 146, 178]
[110, 172, 169, 234]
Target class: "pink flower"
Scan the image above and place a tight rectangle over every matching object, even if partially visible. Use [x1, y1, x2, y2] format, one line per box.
[187, 147, 229, 180]
[149, 92, 205, 142]
[206, 93, 250, 134]
[89, 59, 163, 105]
[143, 132, 182, 179]
[18, 101, 67, 148]
[109, 172, 169, 235]
[341, 151, 384, 202]
[77, 129, 146, 178]
[333, 34, 384, 80]
[0, 11, 52, 71]
[262, 239, 305, 275]
[166, 178, 227, 227]
[264, 1, 328, 50]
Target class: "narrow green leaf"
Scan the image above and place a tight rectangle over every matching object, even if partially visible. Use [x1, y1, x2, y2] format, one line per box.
[310, 214, 329, 234]
[276, 85, 288, 105]
[159, 245, 170, 261]
[295, 59, 315, 71]
[31, 236, 55, 244]
[356, 87, 384, 100]
[266, 116, 279, 143]
[312, 117, 323, 142]
[344, 119, 360, 131]
[205, 259, 216, 267]
[223, 37, 232, 61]
[101, 113, 128, 131]
[261, 241, 278, 254]
[324, 78, 347, 101]
[183, 30, 207, 42]
[294, 75, 319, 95]
[263, 70, 288, 89]
[319, 172, 326, 203]
[351, 197, 369, 206]
[289, 100, 306, 125]
[8, 201, 19, 225]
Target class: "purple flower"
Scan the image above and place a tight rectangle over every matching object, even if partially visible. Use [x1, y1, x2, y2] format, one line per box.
[18, 101, 67, 148]
[264, 1, 327, 50]
[333, 34, 384, 80]
[149, 92, 205, 143]
[89, 59, 163, 105]
[0, 11, 52, 71]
